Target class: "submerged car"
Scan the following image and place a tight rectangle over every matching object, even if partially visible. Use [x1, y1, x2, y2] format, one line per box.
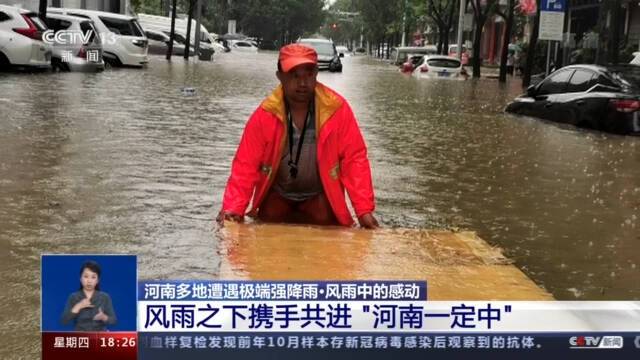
[0, 5, 51, 70]
[336, 45, 350, 57]
[505, 64, 640, 135]
[298, 38, 342, 72]
[48, 7, 148, 67]
[411, 55, 468, 80]
[400, 54, 425, 73]
[45, 13, 104, 72]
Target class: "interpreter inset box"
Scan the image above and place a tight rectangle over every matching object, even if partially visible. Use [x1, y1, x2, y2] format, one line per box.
[41, 254, 137, 332]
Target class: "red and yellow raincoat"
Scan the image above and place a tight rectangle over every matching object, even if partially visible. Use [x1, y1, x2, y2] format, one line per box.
[221, 82, 375, 226]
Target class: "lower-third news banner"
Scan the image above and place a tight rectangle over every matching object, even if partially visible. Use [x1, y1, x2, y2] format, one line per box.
[137, 281, 640, 359]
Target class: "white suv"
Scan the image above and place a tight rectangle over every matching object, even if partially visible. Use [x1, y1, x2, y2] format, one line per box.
[0, 5, 51, 69]
[48, 7, 148, 67]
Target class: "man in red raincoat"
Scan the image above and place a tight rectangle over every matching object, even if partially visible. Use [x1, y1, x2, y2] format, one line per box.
[217, 43, 378, 228]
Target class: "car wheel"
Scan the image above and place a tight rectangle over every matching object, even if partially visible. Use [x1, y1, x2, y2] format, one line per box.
[0, 52, 10, 71]
[103, 53, 122, 67]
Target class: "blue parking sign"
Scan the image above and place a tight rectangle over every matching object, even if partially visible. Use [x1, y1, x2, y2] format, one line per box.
[542, 0, 565, 12]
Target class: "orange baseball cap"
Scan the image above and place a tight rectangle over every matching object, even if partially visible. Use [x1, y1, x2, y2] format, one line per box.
[278, 44, 318, 72]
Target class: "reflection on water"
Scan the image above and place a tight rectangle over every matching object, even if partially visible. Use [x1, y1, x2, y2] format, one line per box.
[0, 52, 638, 357]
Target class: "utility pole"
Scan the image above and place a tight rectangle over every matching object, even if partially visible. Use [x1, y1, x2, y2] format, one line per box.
[185, 0, 194, 60]
[194, 0, 202, 60]
[167, 0, 177, 60]
[456, 0, 465, 61]
[38, 0, 47, 20]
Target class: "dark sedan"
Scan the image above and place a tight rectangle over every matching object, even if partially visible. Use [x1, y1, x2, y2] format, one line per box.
[506, 64, 640, 135]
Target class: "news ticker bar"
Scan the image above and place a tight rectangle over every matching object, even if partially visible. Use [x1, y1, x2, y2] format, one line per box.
[138, 281, 427, 301]
[42, 332, 640, 360]
[137, 332, 640, 359]
[137, 301, 640, 332]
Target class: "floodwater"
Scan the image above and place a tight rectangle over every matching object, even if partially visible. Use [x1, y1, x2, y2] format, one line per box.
[1, 52, 639, 356]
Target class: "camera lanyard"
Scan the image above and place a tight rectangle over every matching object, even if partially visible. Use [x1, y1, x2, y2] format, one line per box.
[286, 100, 313, 179]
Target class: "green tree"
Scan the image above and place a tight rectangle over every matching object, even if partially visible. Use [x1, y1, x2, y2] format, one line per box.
[425, 0, 458, 54]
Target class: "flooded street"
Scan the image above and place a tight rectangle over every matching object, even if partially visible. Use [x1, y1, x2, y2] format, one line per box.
[1, 52, 639, 356]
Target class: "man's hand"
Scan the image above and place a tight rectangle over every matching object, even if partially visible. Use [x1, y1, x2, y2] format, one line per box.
[216, 210, 244, 226]
[358, 213, 379, 229]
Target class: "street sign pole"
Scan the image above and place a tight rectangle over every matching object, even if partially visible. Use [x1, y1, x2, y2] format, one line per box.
[539, 0, 565, 75]
[546, 40, 552, 76]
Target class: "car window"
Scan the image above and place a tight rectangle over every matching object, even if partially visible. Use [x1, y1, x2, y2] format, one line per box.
[99, 16, 143, 36]
[0, 11, 11, 22]
[300, 41, 334, 56]
[163, 31, 186, 44]
[236, 42, 250, 47]
[607, 66, 640, 90]
[80, 21, 99, 44]
[537, 70, 573, 95]
[427, 58, 461, 68]
[567, 70, 596, 93]
[45, 18, 71, 31]
[68, 13, 91, 20]
[27, 13, 48, 30]
[146, 31, 166, 42]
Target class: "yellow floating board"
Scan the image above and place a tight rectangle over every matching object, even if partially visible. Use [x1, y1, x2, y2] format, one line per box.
[219, 223, 553, 300]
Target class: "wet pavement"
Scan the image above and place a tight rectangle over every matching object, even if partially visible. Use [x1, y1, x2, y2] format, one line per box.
[1, 52, 639, 357]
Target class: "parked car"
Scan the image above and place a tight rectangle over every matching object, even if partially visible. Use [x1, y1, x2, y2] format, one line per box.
[138, 13, 216, 60]
[48, 7, 148, 67]
[298, 38, 342, 72]
[353, 47, 366, 55]
[505, 64, 640, 135]
[228, 39, 258, 53]
[336, 45, 350, 57]
[389, 46, 438, 66]
[0, 5, 51, 70]
[448, 44, 470, 65]
[411, 55, 468, 80]
[45, 13, 104, 72]
[145, 29, 190, 56]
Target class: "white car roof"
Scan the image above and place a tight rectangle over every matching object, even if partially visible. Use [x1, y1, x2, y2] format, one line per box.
[299, 38, 332, 44]
[46, 13, 92, 23]
[48, 7, 136, 20]
[0, 4, 32, 14]
[425, 55, 461, 61]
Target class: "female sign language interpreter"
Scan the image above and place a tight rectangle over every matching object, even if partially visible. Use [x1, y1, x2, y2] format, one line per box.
[60, 260, 117, 331]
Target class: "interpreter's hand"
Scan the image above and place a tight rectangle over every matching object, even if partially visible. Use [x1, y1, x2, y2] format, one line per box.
[93, 307, 108, 322]
[71, 297, 94, 314]
[358, 213, 379, 229]
[216, 210, 244, 226]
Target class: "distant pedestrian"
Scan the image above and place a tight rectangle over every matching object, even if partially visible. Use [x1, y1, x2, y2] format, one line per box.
[507, 52, 515, 76]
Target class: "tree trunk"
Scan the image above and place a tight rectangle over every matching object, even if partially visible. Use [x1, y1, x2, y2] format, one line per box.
[523, 1, 541, 87]
[443, 26, 451, 55]
[437, 28, 444, 54]
[472, 19, 483, 78]
[184, 0, 194, 59]
[38, 0, 47, 20]
[498, 0, 515, 83]
[609, 0, 621, 64]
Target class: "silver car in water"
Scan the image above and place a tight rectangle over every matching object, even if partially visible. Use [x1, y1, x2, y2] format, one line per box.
[45, 13, 104, 72]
